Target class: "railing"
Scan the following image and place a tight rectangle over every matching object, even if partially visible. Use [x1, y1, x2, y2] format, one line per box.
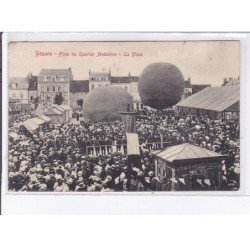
[85, 141, 175, 156]
[86, 144, 127, 156]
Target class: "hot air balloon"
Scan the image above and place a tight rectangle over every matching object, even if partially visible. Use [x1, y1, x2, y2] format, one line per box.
[138, 62, 185, 110]
[83, 86, 133, 122]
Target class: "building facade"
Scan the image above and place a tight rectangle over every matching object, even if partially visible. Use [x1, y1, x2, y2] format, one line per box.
[192, 84, 211, 95]
[9, 76, 31, 112]
[28, 75, 38, 111]
[89, 70, 111, 91]
[37, 68, 73, 110]
[110, 74, 143, 109]
[9, 68, 143, 112]
[183, 77, 192, 99]
[70, 80, 89, 109]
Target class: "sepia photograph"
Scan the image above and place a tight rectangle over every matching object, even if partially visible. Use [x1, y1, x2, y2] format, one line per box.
[7, 40, 240, 192]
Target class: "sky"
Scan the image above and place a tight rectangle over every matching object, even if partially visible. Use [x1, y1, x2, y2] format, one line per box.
[8, 41, 240, 86]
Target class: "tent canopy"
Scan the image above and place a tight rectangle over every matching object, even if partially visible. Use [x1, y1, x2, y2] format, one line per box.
[53, 104, 72, 112]
[9, 132, 20, 140]
[44, 108, 63, 115]
[22, 119, 39, 131]
[37, 115, 51, 122]
[176, 85, 240, 112]
[21, 115, 50, 132]
[60, 104, 72, 111]
[31, 118, 45, 126]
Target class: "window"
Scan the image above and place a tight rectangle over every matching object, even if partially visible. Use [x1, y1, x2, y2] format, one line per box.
[47, 77, 51, 81]
[92, 85, 94, 90]
[52, 86, 56, 91]
[125, 87, 128, 90]
[30, 96, 33, 101]
[41, 86, 44, 92]
[98, 84, 101, 87]
[47, 86, 50, 92]
[60, 77, 64, 82]
[58, 86, 61, 92]
[46, 95, 51, 101]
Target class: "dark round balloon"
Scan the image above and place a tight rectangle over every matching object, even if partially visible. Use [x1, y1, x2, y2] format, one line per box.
[83, 86, 133, 122]
[138, 62, 185, 110]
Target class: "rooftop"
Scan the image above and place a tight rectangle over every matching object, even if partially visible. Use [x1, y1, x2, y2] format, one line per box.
[152, 143, 225, 164]
[38, 68, 72, 77]
[222, 77, 240, 86]
[9, 77, 29, 89]
[111, 76, 139, 84]
[111, 76, 131, 83]
[177, 85, 240, 112]
[70, 80, 89, 93]
[89, 71, 110, 78]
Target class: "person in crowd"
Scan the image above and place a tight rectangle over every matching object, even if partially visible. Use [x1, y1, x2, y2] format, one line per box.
[8, 108, 240, 192]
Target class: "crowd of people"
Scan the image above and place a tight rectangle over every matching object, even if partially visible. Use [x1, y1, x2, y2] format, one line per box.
[8, 108, 240, 192]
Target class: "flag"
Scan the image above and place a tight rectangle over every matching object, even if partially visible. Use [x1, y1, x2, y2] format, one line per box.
[120, 112, 136, 133]
[126, 133, 140, 155]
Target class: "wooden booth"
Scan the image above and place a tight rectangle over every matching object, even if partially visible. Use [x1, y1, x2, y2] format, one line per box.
[152, 143, 227, 191]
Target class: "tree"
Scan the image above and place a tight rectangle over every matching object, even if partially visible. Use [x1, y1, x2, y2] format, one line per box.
[77, 99, 83, 109]
[54, 92, 64, 105]
[31, 96, 41, 110]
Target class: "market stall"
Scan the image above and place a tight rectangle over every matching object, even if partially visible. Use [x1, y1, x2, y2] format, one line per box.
[152, 143, 227, 191]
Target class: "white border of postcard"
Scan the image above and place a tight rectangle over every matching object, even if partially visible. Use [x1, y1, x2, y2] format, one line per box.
[2, 32, 250, 214]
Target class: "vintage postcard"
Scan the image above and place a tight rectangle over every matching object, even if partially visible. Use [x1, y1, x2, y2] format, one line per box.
[7, 39, 240, 193]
